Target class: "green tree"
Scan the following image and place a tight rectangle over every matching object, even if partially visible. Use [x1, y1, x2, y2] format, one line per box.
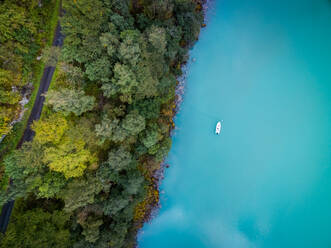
[4, 141, 45, 196]
[103, 193, 130, 216]
[155, 137, 172, 162]
[77, 212, 103, 243]
[106, 147, 134, 172]
[85, 57, 112, 82]
[140, 128, 161, 148]
[37, 172, 67, 198]
[121, 170, 145, 195]
[111, 125, 129, 142]
[131, 99, 160, 119]
[147, 25, 167, 54]
[100, 31, 119, 57]
[60, 175, 103, 212]
[95, 115, 119, 142]
[1, 208, 71, 248]
[121, 111, 145, 135]
[46, 89, 95, 116]
[0, 0, 205, 246]
[42, 46, 61, 67]
[118, 30, 142, 66]
[60, 63, 84, 86]
[102, 63, 138, 103]
[3, 140, 68, 200]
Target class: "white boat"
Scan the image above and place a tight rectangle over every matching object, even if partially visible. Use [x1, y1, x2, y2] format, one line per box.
[215, 121, 221, 134]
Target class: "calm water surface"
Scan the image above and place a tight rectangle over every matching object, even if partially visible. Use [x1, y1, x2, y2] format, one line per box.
[139, 0, 331, 247]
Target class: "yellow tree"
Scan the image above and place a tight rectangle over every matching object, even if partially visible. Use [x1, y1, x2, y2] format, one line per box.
[0, 116, 11, 136]
[32, 113, 96, 178]
[43, 132, 96, 179]
[32, 113, 68, 145]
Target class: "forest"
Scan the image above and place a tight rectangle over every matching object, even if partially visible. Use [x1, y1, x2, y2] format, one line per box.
[0, 0, 204, 247]
[0, 0, 59, 137]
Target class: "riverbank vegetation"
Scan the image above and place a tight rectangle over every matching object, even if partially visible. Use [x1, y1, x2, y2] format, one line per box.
[0, 0, 204, 247]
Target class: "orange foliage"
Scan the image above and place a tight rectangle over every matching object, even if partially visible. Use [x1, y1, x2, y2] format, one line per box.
[133, 184, 159, 225]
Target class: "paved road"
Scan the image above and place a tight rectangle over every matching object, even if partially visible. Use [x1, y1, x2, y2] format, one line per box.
[0, 21, 64, 233]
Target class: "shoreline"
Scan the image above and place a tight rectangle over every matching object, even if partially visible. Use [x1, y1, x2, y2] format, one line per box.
[135, 0, 216, 245]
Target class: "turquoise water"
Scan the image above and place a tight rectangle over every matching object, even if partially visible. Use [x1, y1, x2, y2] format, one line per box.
[139, 0, 331, 247]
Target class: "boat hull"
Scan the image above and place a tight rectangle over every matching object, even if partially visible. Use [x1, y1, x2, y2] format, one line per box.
[215, 122, 221, 134]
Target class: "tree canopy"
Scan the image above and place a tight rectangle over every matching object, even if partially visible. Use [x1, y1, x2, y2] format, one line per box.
[0, 0, 59, 136]
[0, 0, 204, 247]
